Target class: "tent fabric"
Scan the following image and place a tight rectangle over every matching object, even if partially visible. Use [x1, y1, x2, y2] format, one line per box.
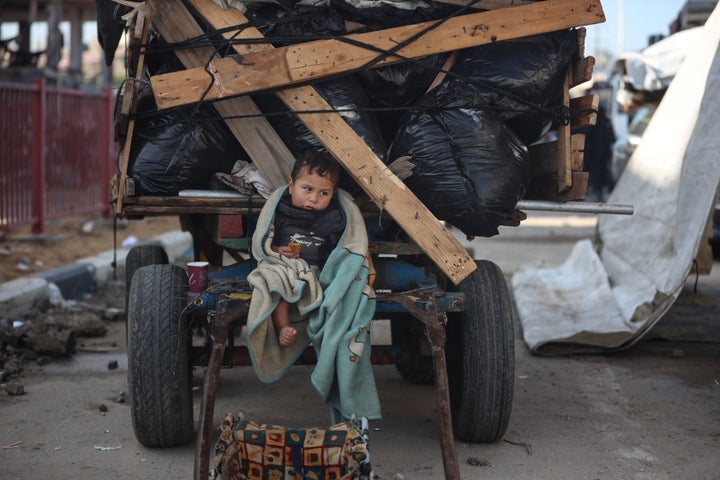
[614, 26, 704, 92]
[512, 6, 720, 355]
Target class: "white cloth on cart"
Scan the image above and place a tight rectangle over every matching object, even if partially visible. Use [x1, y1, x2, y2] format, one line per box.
[512, 6, 720, 354]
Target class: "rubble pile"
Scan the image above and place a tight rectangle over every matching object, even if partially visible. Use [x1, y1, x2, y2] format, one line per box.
[0, 281, 125, 394]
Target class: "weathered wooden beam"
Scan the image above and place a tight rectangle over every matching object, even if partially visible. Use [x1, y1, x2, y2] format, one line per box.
[146, 0, 295, 190]
[151, 0, 606, 110]
[570, 93, 600, 129]
[190, 0, 477, 284]
[527, 171, 589, 201]
[557, 66, 573, 192]
[529, 133, 585, 176]
[114, 16, 150, 215]
[571, 55, 596, 87]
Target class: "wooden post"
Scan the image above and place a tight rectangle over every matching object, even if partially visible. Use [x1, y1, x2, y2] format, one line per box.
[102, 86, 115, 219]
[557, 66, 573, 192]
[31, 78, 47, 234]
[68, 6, 84, 83]
[114, 17, 150, 215]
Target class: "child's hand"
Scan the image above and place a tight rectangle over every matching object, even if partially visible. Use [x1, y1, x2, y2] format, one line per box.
[272, 245, 300, 259]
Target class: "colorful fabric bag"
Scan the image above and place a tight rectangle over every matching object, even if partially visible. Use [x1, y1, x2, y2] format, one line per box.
[213, 412, 373, 480]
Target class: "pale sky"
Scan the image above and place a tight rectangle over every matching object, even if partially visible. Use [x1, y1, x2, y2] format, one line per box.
[585, 0, 694, 57]
[0, 0, 707, 59]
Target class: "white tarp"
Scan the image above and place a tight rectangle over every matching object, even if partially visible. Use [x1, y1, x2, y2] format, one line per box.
[614, 26, 704, 92]
[512, 6, 720, 355]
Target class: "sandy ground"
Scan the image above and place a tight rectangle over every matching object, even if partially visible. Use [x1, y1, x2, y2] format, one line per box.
[1, 215, 719, 479]
[0, 215, 182, 284]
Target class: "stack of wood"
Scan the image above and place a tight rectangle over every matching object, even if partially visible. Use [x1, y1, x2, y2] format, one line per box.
[110, 0, 605, 285]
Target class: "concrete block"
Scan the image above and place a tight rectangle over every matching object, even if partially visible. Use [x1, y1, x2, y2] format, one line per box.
[39, 263, 96, 300]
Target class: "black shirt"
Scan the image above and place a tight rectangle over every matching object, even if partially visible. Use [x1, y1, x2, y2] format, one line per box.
[273, 195, 346, 268]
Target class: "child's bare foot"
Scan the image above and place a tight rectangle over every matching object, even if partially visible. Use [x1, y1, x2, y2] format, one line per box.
[278, 326, 297, 346]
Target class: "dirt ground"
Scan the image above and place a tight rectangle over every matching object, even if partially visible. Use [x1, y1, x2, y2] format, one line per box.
[0, 215, 182, 285]
[1, 273, 719, 480]
[0, 216, 718, 479]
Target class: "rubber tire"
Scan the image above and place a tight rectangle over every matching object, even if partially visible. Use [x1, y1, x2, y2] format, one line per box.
[445, 260, 515, 443]
[127, 264, 193, 447]
[125, 244, 169, 310]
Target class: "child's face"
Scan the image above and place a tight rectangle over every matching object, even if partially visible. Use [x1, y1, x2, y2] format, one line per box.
[288, 167, 336, 211]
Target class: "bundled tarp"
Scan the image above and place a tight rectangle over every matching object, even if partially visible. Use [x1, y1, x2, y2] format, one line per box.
[613, 26, 704, 111]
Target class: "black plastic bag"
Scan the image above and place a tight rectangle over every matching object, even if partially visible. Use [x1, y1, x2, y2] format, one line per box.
[437, 29, 579, 145]
[128, 85, 244, 195]
[252, 74, 387, 160]
[329, 0, 458, 29]
[245, 4, 346, 46]
[95, 0, 131, 66]
[358, 53, 450, 108]
[251, 76, 385, 196]
[389, 107, 529, 237]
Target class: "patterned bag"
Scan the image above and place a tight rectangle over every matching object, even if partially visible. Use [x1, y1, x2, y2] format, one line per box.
[212, 412, 373, 480]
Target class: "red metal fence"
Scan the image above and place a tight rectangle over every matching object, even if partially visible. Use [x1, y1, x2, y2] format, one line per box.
[0, 78, 116, 233]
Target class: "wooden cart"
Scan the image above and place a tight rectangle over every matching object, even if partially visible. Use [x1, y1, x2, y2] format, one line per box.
[110, 1, 606, 479]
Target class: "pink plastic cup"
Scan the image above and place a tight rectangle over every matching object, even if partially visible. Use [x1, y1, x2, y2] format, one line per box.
[187, 261, 209, 294]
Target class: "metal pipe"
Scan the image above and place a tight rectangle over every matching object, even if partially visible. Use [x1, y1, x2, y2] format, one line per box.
[194, 301, 249, 480]
[378, 291, 461, 480]
[516, 200, 634, 215]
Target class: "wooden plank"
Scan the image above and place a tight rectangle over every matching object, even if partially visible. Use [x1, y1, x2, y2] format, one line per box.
[571, 55, 595, 87]
[575, 26, 587, 59]
[122, 205, 248, 215]
[557, 66, 573, 192]
[115, 30, 145, 142]
[570, 93, 600, 129]
[114, 16, 150, 215]
[146, 0, 295, 190]
[121, 192, 383, 216]
[243, 0, 535, 7]
[529, 133, 585, 176]
[527, 171, 589, 201]
[186, 0, 271, 55]
[569, 28, 596, 87]
[151, 0, 606, 110]
[125, 194, 265, 208]
[192, 0, 477, 285]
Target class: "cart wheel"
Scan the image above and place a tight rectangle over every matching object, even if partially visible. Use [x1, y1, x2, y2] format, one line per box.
[127, 264, 193, 447]
[392, 317, 434, 385]
[446, 260, 514, 443]
[125, 244, 168, 310]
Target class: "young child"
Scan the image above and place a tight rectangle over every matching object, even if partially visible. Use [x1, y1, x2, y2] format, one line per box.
[268, 150, 346, 346]
[246, 150, 381, 421]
